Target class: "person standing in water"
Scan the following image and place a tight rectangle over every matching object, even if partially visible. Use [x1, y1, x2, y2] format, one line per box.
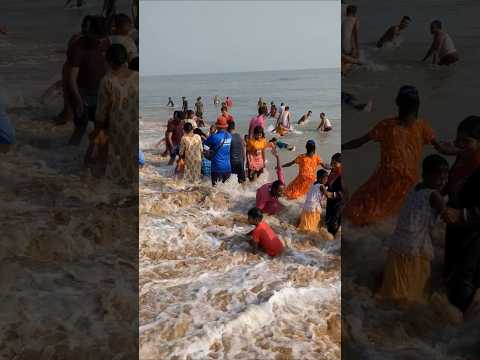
[269, 102, 277, 118]
[342, 5, 360, 58]
[167, 97, 174, 107]
[317, 112, 333, 132]
[228, 121, 246, 184]
[342, 85, 455, 226]
[213, 95, 220, 107]
[195, 96, 204, 119]
[376, 16, 411, 48]
[257, 97, 264, 110]
[226, 96, 233, 109]
[182, 96, 188, 113]
[297, 110, 312, 125]
[276, 106, 292, 133]
[422, 20, 459, 66]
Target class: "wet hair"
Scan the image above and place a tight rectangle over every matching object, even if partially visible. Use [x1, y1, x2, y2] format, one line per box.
[186, 109, 195, 118]
[129, 57, 139, 71]
[307, 110, 312, 114]
[317, 169, 329, 179]
[253, 126, 264, 138]
[176, 111, 186, 120]
[431, 20, 442, 29]
[401, 16, 411, 22]
[396, 85, 420, 119]
[457, 115, 480, 140]
[228, 121, 236, 131]
[183, 122, 193, 133]
[258, 105, 268, 115]
[114, 13, 132, 28]
[331, 152, 342, 163]
[320, 112, 325, 117]
[306, 140, 316, 154]
[221, 106, 228, 112]
[422, 154, 449, 174]
[106, 44, 128, 67]
[248, 207, 263, 221]
[271, 180, 283, 193]
[346, 5, 357, 15]
[285, 106, 290, 111]
[280, 102, 285, 106]
[88, 16, 107, 37]
[269, 137, 277, 143]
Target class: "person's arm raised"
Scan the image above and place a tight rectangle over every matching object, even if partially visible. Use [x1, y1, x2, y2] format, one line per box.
[341, 133, 371, 150]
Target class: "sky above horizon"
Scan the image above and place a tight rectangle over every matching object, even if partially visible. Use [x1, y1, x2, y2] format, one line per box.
[140, 1, 340, 76]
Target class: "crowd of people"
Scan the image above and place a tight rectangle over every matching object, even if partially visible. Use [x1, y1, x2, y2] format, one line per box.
[158, 97, 343, 258]
[341, 2, 479, 319]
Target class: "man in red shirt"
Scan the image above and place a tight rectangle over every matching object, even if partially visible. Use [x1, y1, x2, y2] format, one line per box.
[247, 207, 284, 257]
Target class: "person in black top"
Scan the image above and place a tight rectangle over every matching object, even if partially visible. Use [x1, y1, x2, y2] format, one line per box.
[228, 121, 246, 183]
[325, 153, 345, 236]
[182, 96, 188, 113]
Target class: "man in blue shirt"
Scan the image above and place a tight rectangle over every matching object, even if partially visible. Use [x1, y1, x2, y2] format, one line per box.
[204, 117, 232, 186]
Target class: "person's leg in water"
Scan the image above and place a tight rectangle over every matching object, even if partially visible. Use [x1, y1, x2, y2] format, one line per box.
[211, 171, 231, 186]
[231, 162, 246, 184]
[69, 95, 97, 146]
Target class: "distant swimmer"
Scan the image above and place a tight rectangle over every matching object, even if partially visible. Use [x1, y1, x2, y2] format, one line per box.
[422, 20, 459, 66]
[376, 16, 411, 48]
[297, 110, 312, 125]
[213, 95, 220, 107]
[342, 92, 373, 112]
[195, 96, 204, 119]
[167, 97, 174, 107]
[341, 5, 360, 58]
[317, 112, 332, 132]
[269, 102, 277, 118]
[226, 96, 233, 109]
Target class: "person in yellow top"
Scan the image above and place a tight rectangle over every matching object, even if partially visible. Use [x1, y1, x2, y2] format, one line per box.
[342, 85, 455, 226]
[246, 126, 267, 181]
[283, 140, 328, 200]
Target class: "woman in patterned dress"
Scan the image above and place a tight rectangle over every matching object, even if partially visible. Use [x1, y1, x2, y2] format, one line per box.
[179, 122, 203, 183]
[95, 43, 139, 184]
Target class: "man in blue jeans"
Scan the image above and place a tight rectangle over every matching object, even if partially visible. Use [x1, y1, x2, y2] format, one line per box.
[204, 117, 232, 186]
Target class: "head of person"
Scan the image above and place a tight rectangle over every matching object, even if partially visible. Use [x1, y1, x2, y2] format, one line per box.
[422, 154, 449, 190]
[317, 169, 329, 185]
[129, 56, 139, 72]
[87, 16, 107, 39]
[271, 101, 274, 106]
[399, 16, 411, 29]
[221, 106, 228, 115]
[227, 121, 236, 133]
[346, 5, 357, 16]
[320, 112, 325, 119]
[331, 152, 342, 170]
[269, 137, 278, 144]
[244, 134, 249, 142]
[247, 207, 263, 226]
[176, 111, 186, 121]
[186, 110, 195, 119]
[307, 110, 312, 116]
[454, 115, 480, 154]
[396, 85, 420, 121]
[285, 106, 290, 111]
[258, 105, 268, 116]
[253, 126, 264, 140]
[209, 124, 217, 135]
[215, 117, 228, 131]
[183, 122, 193, 134]
[197, 96, 201, 101]
[281, 102, 285, 106]
[81, 15, 93, 34]
[193, 127, 206, 138]
[106, 44, 128, 70]
[114, 14, 133, 36]
[430, 20, 442, 34]
[306, 139, 316, 155]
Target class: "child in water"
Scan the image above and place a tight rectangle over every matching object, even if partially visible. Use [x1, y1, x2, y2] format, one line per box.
[297, 169, 330, 235]
[269, 137, 295, 151]
[377, 154, 449, 304]
[247, 207, 284, 257]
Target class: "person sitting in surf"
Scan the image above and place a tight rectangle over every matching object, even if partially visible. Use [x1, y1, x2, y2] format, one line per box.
[297, 110, 312, 125]
[317, 112, 333, 132]
[268, 138, 295, 152]
[422, 20, 459, 66]
[276, 105, 292, 136]
[376, 16, 411, 48]
[246, 207, 285, 257]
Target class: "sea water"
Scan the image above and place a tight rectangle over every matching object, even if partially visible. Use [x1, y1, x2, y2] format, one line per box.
[140, 68, 341, 359]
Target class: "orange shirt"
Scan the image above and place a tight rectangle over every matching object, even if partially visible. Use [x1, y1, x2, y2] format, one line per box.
[252, 221, 284, 257]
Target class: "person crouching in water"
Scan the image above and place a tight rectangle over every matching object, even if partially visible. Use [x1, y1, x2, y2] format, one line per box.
[297, 169, 330, 234]
[377, 154, 449, 304]
[247, 207, 285, 257]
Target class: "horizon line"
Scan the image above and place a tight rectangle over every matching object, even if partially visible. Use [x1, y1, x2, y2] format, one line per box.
[140, 66, 340, 78]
